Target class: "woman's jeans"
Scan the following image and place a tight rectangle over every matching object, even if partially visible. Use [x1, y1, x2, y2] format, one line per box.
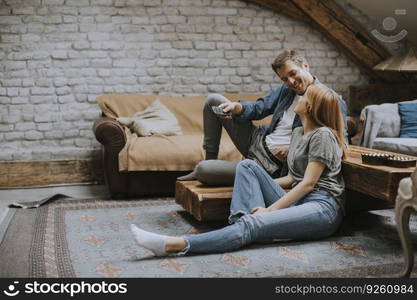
[183, 159, 343, 254]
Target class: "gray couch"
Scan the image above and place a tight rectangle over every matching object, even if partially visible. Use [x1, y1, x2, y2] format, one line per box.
[360, 99, 417, 156]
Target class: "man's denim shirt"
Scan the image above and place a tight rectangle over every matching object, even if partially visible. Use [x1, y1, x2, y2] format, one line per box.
[234, 78, 348, 138]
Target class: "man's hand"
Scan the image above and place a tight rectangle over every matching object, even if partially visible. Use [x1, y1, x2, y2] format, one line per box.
[218, 102, 243, 115]
[272, 145, 290, 161]
[250, 207, 269, 214]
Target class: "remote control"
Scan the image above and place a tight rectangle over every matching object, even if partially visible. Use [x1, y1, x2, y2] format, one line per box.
[211, 106, 232, 116]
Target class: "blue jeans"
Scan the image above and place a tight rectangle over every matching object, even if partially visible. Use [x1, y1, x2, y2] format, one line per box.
[183, 159, 343, 254]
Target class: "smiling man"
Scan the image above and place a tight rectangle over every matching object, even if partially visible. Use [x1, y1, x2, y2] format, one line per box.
[178, 49, 347, 184]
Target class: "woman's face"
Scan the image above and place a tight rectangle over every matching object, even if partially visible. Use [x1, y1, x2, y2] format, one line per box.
[293, 94, 311, 116]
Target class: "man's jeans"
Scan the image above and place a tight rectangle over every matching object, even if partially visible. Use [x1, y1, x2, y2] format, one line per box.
[203, 93, 255, 158]
[197, 93, 282, 185]
[184, 159, 343, 254]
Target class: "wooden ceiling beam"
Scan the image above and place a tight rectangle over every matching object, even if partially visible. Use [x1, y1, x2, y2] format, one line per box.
[247, 0, 406, 82]
[287, 0, 405, 82]
[246, 0, 310, 23]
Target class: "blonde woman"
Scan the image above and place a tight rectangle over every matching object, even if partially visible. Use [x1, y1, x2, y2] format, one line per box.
[130, 84, 346, 256]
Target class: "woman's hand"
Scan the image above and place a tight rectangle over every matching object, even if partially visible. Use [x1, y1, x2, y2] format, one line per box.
[250, 207, 269, 214]
[268, 161, 326, 211]
[274, 173, 294, 189]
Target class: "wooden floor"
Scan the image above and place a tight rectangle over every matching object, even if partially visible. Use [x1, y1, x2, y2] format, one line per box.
[0, 184, 109, 225]
[0, 159, 104, 188]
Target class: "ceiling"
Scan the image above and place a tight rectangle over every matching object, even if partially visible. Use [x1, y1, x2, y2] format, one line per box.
[345, 0, 417, 48]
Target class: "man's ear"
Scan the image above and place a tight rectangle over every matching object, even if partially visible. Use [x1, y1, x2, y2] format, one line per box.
[272, 66, 280, 77]
[303, 62, 310, 72]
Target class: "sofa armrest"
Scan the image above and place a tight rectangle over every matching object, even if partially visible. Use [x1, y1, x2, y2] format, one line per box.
[93, 116, 129, 198]
[93, 117, 127, 150]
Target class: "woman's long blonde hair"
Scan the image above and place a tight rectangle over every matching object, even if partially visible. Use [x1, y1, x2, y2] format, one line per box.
[305, 84, 346, 158]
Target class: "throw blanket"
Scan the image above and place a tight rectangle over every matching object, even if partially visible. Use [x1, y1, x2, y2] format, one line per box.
[360, 103, 400, 148]
[360, 100, 417, 148]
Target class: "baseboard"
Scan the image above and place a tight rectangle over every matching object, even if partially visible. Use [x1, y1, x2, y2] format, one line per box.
[0, 159, 104, 188]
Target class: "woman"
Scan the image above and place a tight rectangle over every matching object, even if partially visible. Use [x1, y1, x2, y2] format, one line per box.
[130, 84, 346, 256]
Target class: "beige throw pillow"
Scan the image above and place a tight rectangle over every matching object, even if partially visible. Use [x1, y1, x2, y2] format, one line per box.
[116, 99, 183, 137]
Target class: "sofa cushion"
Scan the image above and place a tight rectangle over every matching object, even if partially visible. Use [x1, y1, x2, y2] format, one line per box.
[373, 137, 417, 156]
[374, 100, 417, 138]
[98, 94, 205, 135]
[116, 99, 183, 137]
[399, 102, 417, 138]
[118, 134, 243, 171]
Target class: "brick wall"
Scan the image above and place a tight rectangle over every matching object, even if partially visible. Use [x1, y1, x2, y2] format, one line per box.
[0, 0, 370, 161]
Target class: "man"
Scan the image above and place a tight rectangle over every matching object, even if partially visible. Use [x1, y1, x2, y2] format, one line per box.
[178, 49, 347, 185]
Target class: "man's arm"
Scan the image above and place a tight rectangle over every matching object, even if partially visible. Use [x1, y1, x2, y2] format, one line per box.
[233, 84, 289, 121]
[218, 101, 244, 115]
[272, 144, 290, 161]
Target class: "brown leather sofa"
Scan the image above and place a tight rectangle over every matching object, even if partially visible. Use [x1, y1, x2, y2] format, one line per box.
[93, 93, 267, 198]
[93, 93, 356, 199]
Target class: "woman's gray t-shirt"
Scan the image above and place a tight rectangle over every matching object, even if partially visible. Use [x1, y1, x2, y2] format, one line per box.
[287, 126, 345, 210]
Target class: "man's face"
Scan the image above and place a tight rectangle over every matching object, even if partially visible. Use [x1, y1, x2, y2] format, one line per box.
[275, 60, 314, 95]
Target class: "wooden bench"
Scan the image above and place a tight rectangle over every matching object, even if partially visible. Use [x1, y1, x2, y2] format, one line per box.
[175, 145, 417, 221]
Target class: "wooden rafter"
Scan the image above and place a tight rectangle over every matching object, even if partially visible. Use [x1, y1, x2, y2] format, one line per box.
[248, 0, 406, 82]
[292, 0, 388, 66]
[246, 0, 310, 22]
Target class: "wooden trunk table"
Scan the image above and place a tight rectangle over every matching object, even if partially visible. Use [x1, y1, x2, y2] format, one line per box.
[175, 181, 233, 221]
[175, 145, 417, 221]
[343, 146, 417, 202]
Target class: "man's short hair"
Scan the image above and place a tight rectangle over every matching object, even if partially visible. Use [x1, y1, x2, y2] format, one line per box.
[271, 50, 307, 71]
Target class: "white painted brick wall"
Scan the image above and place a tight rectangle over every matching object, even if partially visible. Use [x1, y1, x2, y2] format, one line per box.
[0, 0, 371, 161]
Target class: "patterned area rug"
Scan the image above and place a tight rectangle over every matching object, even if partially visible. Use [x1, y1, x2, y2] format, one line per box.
[1, 198, 416, 278]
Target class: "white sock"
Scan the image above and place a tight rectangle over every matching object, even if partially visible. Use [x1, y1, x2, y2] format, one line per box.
[130, 224, 168, 257]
